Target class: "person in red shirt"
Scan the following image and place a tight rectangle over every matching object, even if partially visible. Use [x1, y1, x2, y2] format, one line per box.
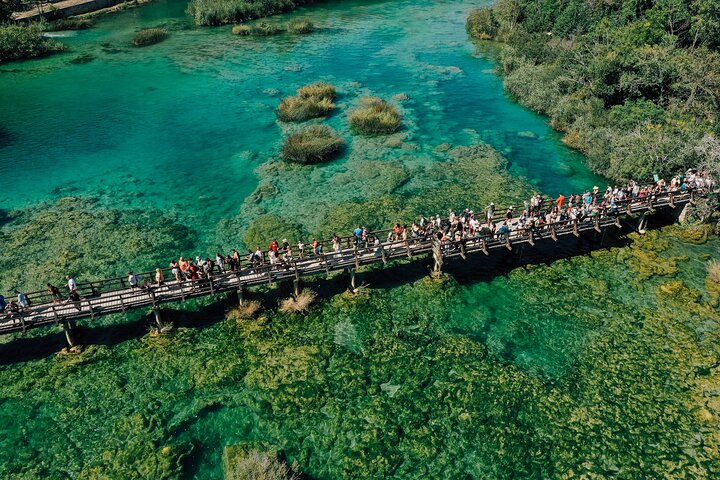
[556, 194, 566, 208]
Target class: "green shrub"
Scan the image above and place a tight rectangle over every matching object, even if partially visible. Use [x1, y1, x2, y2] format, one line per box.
[232, 24, 252, 35]
[187, 0, 315, 26]
[287, 18, 314, 34]
[277, 82, 336, 122]
[348, 97, 403, 135]
[281, 125, 345, 164]
[252, 21, 283, 36]
[132, 28, 168, 47]
[51, 17, 93, 31]
[466, 7, 499, 39]
[0, 23, 65, 63]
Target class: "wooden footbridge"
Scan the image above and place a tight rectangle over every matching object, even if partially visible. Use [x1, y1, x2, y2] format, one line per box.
[0, 189, 704, 345]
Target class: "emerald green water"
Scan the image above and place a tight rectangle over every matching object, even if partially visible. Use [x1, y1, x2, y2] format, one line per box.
[1, 1, 719, 479]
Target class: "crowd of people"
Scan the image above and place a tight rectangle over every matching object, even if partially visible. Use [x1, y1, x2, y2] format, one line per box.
[1, 169, 714, 319]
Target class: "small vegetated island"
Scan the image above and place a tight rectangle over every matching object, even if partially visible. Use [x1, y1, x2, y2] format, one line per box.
[467, 0, 720, 182]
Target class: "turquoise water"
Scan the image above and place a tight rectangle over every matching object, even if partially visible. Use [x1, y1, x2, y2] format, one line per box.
[4, 2, 717, 479]
[0, 0, 604, 241]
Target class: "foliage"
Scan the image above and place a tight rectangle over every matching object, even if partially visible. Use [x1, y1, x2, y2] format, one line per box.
[287, 17, 314, 34]
[243, 214, 305, 250]
[227, 301, 262, 322]
[250, 21, 283, 36]
[226, 449, 299, 480]
[279, 289, 316, 314]
[0, 0, 23, 23]
[473, 0, 720, 181]
[281, 125, 345, 164]
[0, 197, 195, 293]
[277, 82, 336, 122]
[0, 23, 65, 63]
[187, 0, 316, 26]
[232, 24, 252, 35]
[709, 260, 720, 284]
[466, 7, 499, 40]
[133, 28, 168, 47]
[348, 97, 403, 135]
[51, 17, 93, 31]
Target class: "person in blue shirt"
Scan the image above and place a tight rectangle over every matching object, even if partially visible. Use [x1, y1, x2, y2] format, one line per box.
[14, 290, 29, 310]
[353, 225, 363, 246]
[0, 294, 6, 313]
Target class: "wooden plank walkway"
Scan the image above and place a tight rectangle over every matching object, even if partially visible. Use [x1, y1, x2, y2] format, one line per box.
[0, 190, 698, 337]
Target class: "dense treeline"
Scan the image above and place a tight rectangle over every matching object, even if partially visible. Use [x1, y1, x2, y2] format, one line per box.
[468, 0, 720, 182]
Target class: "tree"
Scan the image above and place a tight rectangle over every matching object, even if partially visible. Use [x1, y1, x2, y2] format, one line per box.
[0, 0, 24, 23]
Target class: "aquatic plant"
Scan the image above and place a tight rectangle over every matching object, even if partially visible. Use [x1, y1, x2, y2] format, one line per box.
[231, 24, 252, 35]
[51, 17, 93, 31]
[466, 7, 499, 40]
[0, 23, 65, 63]
[251, 21, 284, 36]
[227, 300, 261, 322]
[133, 28, 168, 47]
[0, 197, 195, 293]
[287, 18, 314, 34]
[297, 82, 335, 101]
[276, 82, 336, 122]
[281, 125, 345, 164]
[279, 289, 316, 313]
[243, 214, 305, 251]
[187, 0, 316, 26]
[348, 97, 402, 135]
[709, 261, 720, 284]
[225, 449, 299, 480]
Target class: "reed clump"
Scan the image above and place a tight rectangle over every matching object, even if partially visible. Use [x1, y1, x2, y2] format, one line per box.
[227, 301, 262, 322]
[348, 97, 402, 135]
[51, 17, 93, 31]
[277, 82, 336, 122]
[252, 21, 283, 36]
[708, 261, 720, 284]
[231, 24, 252, 35]
[287, 18, 314, 34]
[133, 28, 168, 47]
[226, 449, 299, 480]
[279, 289, 316, 313]
[281, 125, 345, 164]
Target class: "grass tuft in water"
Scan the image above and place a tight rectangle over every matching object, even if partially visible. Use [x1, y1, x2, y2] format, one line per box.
[281, 125, 345, 164]
[279, 289, 316, 313]
[133, 28, 168, 47]
[287, 18, 314, 34]
[348, 97, 402, 135]
[277, 82, 336, 122]
[227, 301, 262, 322]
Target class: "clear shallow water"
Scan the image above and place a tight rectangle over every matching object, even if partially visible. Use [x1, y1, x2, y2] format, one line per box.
[2, 1, 718, 479]
[0, 0, 604, 241]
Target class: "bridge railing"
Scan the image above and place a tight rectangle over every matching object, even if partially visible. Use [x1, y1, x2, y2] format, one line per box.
[13, 189, 695, 309]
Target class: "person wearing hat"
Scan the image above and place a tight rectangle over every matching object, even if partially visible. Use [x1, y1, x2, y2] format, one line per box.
[486, 202, 495, 222]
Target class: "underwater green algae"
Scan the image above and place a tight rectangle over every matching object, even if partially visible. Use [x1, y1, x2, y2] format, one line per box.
[0, 226, 718, 479]
[0, 197, 195, 293]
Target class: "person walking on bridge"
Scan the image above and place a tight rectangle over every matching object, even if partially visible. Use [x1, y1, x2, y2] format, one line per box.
[47, 283, 62, 304]
[155, 268, 165, 287]
[66, 275, 77, 293]
[0, 294, 6, 314]
[128, 271, 139, 289]
[15, 290, 29, 311]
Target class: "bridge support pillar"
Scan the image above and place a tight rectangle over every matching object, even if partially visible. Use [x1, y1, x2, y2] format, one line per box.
[237, 286, 244, 306]
[292, 278, 300, 298]
[638, 212, 648, 234]
[62, 319, 76, 349]
[152, 306, 164, 330]
[431, 240, 443, 278]
[350, 268, 357, 291]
